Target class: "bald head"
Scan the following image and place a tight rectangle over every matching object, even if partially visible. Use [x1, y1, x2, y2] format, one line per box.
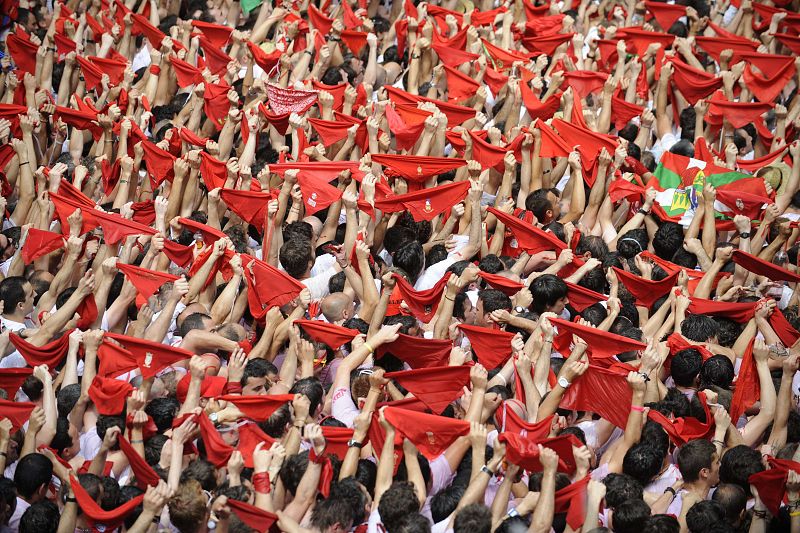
[321, 292, 354, 323]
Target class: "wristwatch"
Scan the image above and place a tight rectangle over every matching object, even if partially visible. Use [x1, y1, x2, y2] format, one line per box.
[209, 412, 220, 427]
[739, 232, 751, 239]
[480, 465, 495, 477]
[514, 306, 525, 314]
[347, 439, 364, 448]
[557, 376, 571, 389]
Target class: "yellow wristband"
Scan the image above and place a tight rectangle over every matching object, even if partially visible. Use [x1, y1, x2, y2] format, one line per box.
[792, 511, 800, 518]
[363, 341, 374, 354]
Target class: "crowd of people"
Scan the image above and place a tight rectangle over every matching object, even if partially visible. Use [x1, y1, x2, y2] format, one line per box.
[1, 0, 800, 531]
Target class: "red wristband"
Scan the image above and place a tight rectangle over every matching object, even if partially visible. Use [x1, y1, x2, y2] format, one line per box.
[253, 472, 271, 494]
[149, 65, 161, 75]
[631, 405, 644, 412]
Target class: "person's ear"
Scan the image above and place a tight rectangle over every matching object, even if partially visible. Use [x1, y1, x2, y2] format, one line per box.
[546, 209, 554, 221]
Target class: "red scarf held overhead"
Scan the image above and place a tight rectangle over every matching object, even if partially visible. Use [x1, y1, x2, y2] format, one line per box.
[457, 324, 516, 369]
[384, 103, 429, 151]
[488, 207, 567, 254]
[216, 394, 295, 421]
[391, 272, 449, 324]
[560, 365, 633, 428]
[611, 267, 679, 308]
[385, 365, 471, 414]
[729, 339, 759, 423]
[105, 332, 193, 380]
[21, 229, 65, 263]
[647, 391, 714, 446]
[70, 474, 145, 531]
[87, 375, 134, 416]
[9, 332, 72, 368]
[498, 401, 553, 438]
[117, 262, 179, 302]
[498, 433, 583, 474]
[117, 434, 161, 489]
[197, 412, 234, 467]
[732, 250, 800, 283]
[226, 499, 279, 533]
[478, 271, 525, 297]
[320, 426, 355, 460]
[218, 189, 273, 229]
[374, 181, 472, 222]
[370, 154, 467, 182]
[0, 368, 33, 399]
[382, 407, 470, 459]
[376, 333, 453, 369]
[0, 399, 35, 431]
[295, 170, 344, 216]
[550, 317, 647, 359]
[687, 297, 758, 323]
[748, 457, 800, 516]
[294, 319, 360, 349]
[564, 281, 607, 312]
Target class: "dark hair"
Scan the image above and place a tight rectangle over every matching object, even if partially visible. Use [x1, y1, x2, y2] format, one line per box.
[393, 241, 425, 283]
[241, 358, 278, 387]
[14, 453, 54, 499]
[50, 417, 73, 455]
[283, 221, 314, 242]
[396, 513, 432, 533]
[711, 318, 741, 348]
[622, 443, 663, 486]
[525, 189, 556, 222]
[430, 484, 465, 523]
[602, 474, 644, 508]
[699, 356, 735, 390]
[101, 476, 121, 511]
[652, 222, 684, 261]
[19, 501, 59, 533]
[642, 514, 680, 533]
[279, 452, 309, 495]
[0, 276, 28, 311]
[530, 274, 568, 313]
[384, 226, 416, 255]
[21, 375, 44, 402]
[477, 289, 512, 315]
[378, 482, 420, 532]
[478, 255, 504, 275]
[290, 377, 325, 415]
[677, 439, 716, 482]
[669, 139, 695, 158]
[453, 503, 491, 533]
[711, 484, 746, 525]
[329, 477, 368, 525]
[576, 235, 609, 259]
[280, 240, 313, 279]
[56, 384, 81, 417]
[686, 500, 726, 533]
[311, 497, 356, 531]
[617, 229, 648, 259]
[671, 349, 703, 387]
[145, 434, 169, 466]
[177, 312, 211, 338]
[681, 315, 719, 343]
[145, 397, 180, 433]
[612, 499, 651, 533]
[719, 445, 764, 495]
[180, 459, 218, 491]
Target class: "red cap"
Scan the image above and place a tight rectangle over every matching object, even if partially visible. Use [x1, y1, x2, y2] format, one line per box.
[376, 333, 453, 369]
[87, 375, 134, 415]
[644, 1, 687, 29]
[560, 364, 632, 428]
[384, 365, 471, 414]
[117, 434, 161, 489]
[488, 207, 567, 254]
[499, 433, 583, 474]
[7, 31, 38, 74]
[21, 228, 64, 264]
[371, 153, 467, 183]
[391, 272, 449, 323]
[375, 180, 471, 222]
[216, 394, 295, 421]
[242, 255, 305, 317]
[191, 20, 233, 48]
[226, 499, 279, 533]
[0, 399, 35, 430]
[105, 332, 193, 380]
[457, 324, 516, 369]
[294, 319, 359, 349]
[0, 368, 33, 399]
[383, 406, 470, 459]
[219, 189, 273, 228]
[117, 262, 179, 303]
[70, 474, 144, 531]
[97, 340, 139, 378]
[170, 55, 203, 88]
[9, 332, 71, 368]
